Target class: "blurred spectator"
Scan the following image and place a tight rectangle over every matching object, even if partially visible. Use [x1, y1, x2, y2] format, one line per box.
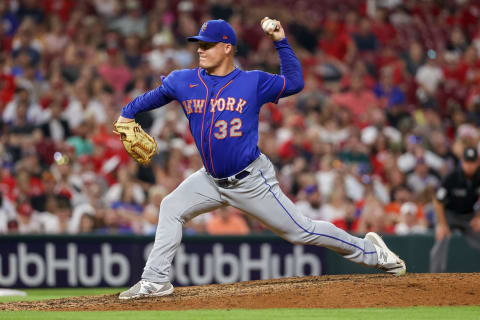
[16, 201, 43, 234]
[330, 74, 379, 120]
[352, 18, 378, 52]
[104, 166, 145, 206]
[40, 99, 71, 142]
[142, 185, 166, 235]
[147, 32, 176, 72]
[17, 0, 45, 24]
[0, 2, 19, 39]
[67, 121, 94, 157]
[98, 49, 132, 96]
[206, 207, 250, 235]
[373, 67, 406, 109]
[0, 192, 16, 234]
[356, 188, 389, 234]
[321, 180, 350, 224]
[394, 202, 428, 235]
[415, 49, 444, 108]
[109, 0, 147, 38]
[78, 210, 96, 233]
[296, 184, 323, 221]
[3, 88, 43, 125]
[401, 41, 426, 77]
[446, 27, 469, 57]
[406, 157, 440, 194]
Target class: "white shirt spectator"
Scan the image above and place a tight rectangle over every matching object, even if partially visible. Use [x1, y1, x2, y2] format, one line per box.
[37, 212, 60, 234]
[361, 126, 402, 145]
[320, 203, 346, 223]
[416, 63, 444, 94]
[2, 99, 46, 125]
[397, 150, 445, 173]
[93, 0, 120, 18]
[104, 183, 145, 205]
[394, 202, 428, 235]
[63, 98, 107, 129]
[17, 212, 44, 234]
[147, 48, 177, 72]
[296, 200, 324, 221]
[406, 171, 440, 194]
[316, 172, 389, 203]
[318, 126, 350, 145]
[0, 197, 16, 234]
[69, 203, 96, 234]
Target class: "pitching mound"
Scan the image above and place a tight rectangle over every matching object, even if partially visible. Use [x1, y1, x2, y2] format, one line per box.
[2, 273, 480, 311]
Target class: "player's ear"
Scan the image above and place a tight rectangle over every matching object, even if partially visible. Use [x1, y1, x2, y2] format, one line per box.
[224, 43, 233, 55]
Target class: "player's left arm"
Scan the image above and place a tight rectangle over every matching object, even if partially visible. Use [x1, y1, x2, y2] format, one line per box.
[258, 18, 304, 104]
[117, 72, 178, 123]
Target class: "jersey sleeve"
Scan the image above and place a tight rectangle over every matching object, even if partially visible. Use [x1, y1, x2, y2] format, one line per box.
[256, 38, 304, 106]
[121, 71, 179, 118]
[256, 71, 286, 105]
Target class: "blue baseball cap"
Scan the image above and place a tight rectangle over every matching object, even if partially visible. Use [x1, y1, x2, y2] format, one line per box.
[187, 19, 237, 45]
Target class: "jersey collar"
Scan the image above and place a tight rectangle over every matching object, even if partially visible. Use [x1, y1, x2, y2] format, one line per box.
[199, 67, 241, 87]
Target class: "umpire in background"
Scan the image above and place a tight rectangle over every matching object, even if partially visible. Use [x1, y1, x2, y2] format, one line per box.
[430, 147, 480, 272]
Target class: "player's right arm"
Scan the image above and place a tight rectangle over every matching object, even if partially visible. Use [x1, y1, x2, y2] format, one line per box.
[255, 18, 304, 106]
[117, 71, 178, 123]
[434, 175, 452, 241]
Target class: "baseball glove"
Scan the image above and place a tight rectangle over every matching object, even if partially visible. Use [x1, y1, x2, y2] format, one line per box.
[113, 121, 157, 166]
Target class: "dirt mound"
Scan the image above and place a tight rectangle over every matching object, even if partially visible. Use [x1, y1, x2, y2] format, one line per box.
[2, 273, 480, 311]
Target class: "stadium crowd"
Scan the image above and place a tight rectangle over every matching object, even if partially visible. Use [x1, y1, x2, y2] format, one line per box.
[1, 0, 479, 236]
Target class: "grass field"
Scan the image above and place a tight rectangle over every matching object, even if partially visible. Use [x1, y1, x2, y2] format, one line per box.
[0, 288, 124, 302]
[1, 288, 479, 320]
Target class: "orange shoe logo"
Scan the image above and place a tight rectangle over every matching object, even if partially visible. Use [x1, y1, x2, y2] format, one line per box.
[189, 84, 199, 88]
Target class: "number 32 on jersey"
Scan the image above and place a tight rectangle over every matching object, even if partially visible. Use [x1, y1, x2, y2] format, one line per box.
[214, 118, 242, 139]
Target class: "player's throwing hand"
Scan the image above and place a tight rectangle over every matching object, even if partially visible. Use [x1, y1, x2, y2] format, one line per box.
[261, 17, 285, 41]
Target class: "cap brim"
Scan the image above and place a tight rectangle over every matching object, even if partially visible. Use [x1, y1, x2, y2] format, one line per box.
[187, 36, 218, 43]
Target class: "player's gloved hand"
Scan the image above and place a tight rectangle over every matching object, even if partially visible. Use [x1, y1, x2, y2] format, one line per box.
[261, 17, 285, 42]
[113, 120, 157, 166]
[435, 223, 451, 241]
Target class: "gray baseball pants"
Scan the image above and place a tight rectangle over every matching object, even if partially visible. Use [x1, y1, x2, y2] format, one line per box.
[430, 210, 480, 273]
[142, 153, 378, 282]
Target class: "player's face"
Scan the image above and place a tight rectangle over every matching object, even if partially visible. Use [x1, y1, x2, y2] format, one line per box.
[462, 160, 479, 177]
[197, 41, 227, 69]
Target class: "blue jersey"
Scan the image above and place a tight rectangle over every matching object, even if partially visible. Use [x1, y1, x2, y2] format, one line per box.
[122, 38, 304, 178]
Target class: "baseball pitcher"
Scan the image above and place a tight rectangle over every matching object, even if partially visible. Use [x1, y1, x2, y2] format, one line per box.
[116, 18, 406, 299]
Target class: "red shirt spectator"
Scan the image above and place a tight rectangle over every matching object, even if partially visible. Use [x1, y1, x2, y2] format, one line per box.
[0, 73, 15, 110]
[98, 50, 132, 96]
[331, 75, 379, 118]
[206, 208, 250, 235]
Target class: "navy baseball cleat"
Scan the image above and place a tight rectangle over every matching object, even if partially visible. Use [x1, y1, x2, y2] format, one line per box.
[365, 232, 407, 276]
[119, 280, 174, 299]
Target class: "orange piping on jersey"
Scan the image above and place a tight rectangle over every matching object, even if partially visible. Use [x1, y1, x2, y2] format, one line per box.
[197, 68, 209, 171]
[274, 75, 286, 103]
[208, 79, 234, 177]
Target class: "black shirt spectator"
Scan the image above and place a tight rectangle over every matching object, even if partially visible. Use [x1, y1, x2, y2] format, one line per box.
[353, 18, 378, 52]
[40, 100, 71, 142]
[17, 0, 45, 24]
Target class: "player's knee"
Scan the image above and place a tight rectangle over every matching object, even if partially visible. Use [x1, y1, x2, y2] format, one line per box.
[284, 231, 308, 245]
[159, 194, 183, 220]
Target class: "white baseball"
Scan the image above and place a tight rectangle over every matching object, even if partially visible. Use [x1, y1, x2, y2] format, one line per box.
[262, 19, 276, 33]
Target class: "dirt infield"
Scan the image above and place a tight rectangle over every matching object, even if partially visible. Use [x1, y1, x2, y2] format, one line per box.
[1, 273, 480, 311]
